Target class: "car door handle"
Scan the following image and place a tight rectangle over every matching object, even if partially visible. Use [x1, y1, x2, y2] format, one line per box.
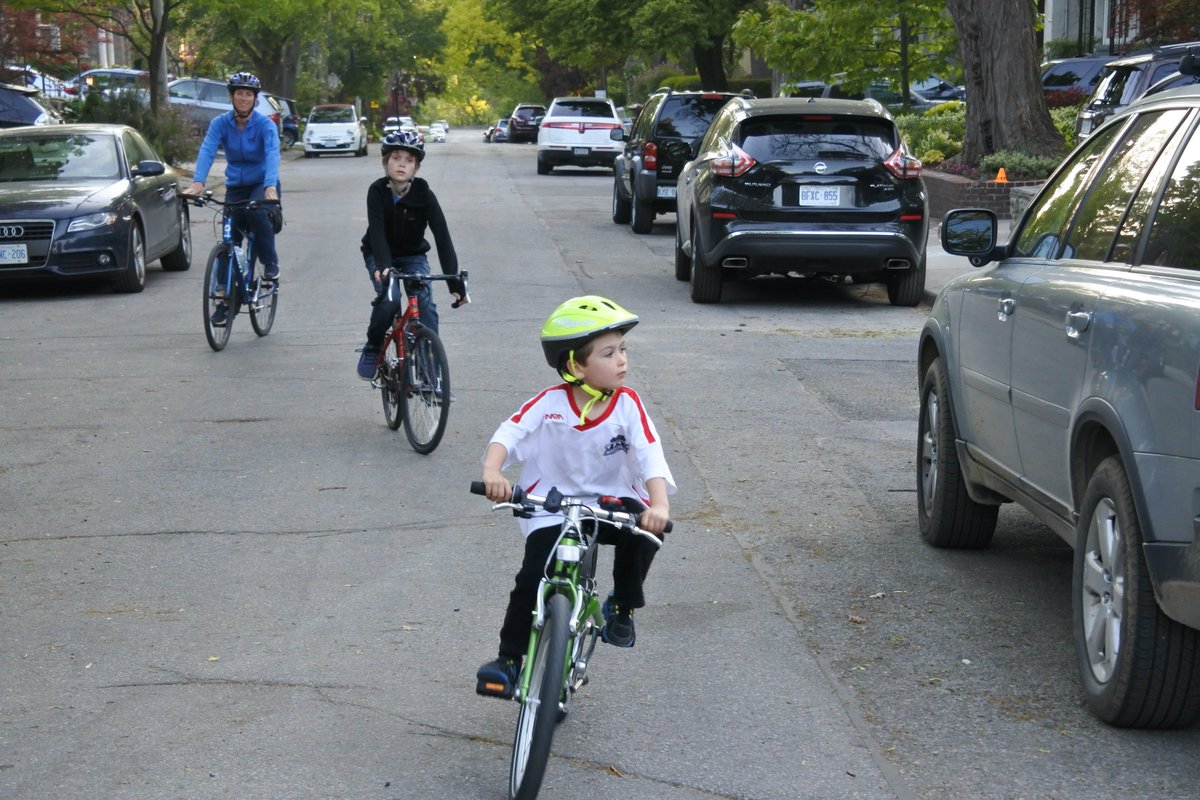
[1066, 310, 1092, 340]
[997, 297, 1015, 321]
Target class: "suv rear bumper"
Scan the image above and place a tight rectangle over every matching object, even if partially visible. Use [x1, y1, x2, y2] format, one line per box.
[702, 225, 926, 274]
[634, 168, 677, 212]
[539, 144, 620, 168]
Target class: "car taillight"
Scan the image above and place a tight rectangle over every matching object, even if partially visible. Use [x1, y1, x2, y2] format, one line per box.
[643, 141, 658, 170]
[541, 121, 578, 130]
[884, 149, 922, 179]
[710, 144, 756, 178]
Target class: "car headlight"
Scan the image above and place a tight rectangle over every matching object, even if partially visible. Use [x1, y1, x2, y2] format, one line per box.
[67, 212, 118, 232]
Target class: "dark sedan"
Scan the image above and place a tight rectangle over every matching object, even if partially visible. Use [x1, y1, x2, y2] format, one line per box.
[0, 124, 191, 292]
[675, 97, 928, 305]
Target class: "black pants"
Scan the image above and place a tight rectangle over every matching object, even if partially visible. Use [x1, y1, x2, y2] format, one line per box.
[497, 509, 658, 660]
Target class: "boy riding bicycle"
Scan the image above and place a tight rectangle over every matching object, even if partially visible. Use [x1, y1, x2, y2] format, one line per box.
[476, 296, 675, 698]
[357, 130, 465, 380]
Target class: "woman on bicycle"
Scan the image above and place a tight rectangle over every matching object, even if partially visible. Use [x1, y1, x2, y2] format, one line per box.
[356, 130, 466, 380]
[476, 296, 675, 698]
[183, 71, 282, 324]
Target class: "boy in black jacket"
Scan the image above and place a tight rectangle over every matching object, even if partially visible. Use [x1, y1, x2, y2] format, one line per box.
[357, 130, 466, 379]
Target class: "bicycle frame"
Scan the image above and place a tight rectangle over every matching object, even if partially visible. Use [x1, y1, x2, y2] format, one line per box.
[371, 270, 469, 381]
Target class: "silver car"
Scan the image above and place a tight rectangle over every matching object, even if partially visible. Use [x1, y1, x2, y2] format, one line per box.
[918, 83, 1200, 728]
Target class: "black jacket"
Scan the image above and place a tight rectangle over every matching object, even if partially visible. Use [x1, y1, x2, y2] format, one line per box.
[360, 176, 459, 283]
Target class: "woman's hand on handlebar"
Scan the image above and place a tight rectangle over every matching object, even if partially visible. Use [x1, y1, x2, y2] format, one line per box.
[264, 186, 278, 203]
[182, 181, 205, 197]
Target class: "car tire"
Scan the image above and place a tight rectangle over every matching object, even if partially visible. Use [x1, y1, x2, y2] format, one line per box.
[612, 179, 631, 224]
[537, 156, 551, 175]
[1072, 456, 1200, 728]
[917, 356, 998, 548]
[161, 203, 192, 272]
[112, 221, 147, 294]
[674, 224, 690, 281]
[282, 131, 297, 148]
[631, 192, 654, 234]
[886, 253, 927, 307]
[305, 152, 317, 159]
[688, 224, 721, 303]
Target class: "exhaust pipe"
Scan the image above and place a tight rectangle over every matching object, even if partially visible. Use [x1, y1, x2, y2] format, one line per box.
[723, 257, 748, 268]
[885, 259, 911, 270]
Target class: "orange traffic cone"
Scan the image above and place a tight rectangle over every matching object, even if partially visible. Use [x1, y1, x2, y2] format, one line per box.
[995, 167, 1008, 183]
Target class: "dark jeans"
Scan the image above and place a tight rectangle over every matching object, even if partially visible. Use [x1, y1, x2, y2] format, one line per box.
[226, 183, 280, 273]
[496, 504, 658, 660]
[364, 253, 437, 347]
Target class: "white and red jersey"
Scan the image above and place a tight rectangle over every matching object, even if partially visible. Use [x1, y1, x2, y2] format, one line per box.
[489, 383, 677, 536]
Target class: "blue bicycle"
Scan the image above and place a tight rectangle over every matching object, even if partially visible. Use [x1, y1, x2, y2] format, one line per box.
[189, 193, 280, 352]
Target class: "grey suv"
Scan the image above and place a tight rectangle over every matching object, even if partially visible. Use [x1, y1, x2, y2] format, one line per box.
[1075, 41, 1199, 138]
[611, 88, 746, 234]
[920, 83, 1200, 728]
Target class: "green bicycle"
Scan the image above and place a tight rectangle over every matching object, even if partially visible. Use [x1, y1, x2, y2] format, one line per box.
[470, 482, 672, 800]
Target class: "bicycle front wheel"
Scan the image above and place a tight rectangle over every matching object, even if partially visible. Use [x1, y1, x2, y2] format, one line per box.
[380, 332, 402, 430]
[401, 325, 450, 454]
[510, 592, 571, 800]
[249, 278, 278, 336]
[202, 243, 234, 351]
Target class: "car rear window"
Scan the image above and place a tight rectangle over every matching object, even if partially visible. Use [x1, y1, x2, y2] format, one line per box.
[550, 101, 614, 118]
[654, 96, 735, 140]
[736, 117, 896, 162]
[513, 107, 544, 120]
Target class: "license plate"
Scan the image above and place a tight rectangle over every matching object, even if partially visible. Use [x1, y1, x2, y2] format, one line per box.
[572, 147, 589, 156]
[0, 243, 28, 264]
[657, 185, 677, 199]
[797, 186, 844, 206]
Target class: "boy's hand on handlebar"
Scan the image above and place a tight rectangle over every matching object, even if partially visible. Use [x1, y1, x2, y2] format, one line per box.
[638, 505, 670, 537]
[481, 468, 512, 504]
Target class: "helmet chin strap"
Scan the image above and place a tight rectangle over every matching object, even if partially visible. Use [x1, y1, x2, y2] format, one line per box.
[563, 351, 612, 425]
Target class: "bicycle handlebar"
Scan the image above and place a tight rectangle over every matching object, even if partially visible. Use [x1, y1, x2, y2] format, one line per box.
[185, 192, 279, 210]
[470, 481, 671, 542]
[387, 269, 471, 308]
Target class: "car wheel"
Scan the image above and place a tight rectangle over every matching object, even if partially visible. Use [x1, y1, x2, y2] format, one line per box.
[537, 156, 551, 175]
[612, 178, 631, 224]
[112, 222, 147, 293]
[161, 202, 192, 272]
[674, 224, 691, 281]
[282, 131, 297, 148]
[916, 356, 998, 547]
[631, 191, 654, 234]
[305, 152, 316, 159]
[1072, 456, 1200, 728]
[688, 224, 721, 303]
[886, 253, 927, 307]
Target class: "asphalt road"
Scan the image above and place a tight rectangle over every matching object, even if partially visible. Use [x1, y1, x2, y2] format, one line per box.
[2, 131, 1197, 800]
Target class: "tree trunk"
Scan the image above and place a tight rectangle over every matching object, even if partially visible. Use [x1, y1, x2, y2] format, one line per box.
[692, 36, 728, 91]
[946, 0, 1064, 163]
[148, 0, 168, 116]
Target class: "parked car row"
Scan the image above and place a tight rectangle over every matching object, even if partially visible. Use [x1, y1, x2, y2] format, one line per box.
[777, 76, 953, 113]
[923, 78, 1200, 730]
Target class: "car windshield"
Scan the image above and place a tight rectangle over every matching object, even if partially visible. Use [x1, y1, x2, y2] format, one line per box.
[655, 96, 734, 139]
[550, 101, 613, 118]
[1089, 65, 1144, 108]
[310, 107, 354, 123]
[737, 117, 895, 161]
[0, 134, 120, 182]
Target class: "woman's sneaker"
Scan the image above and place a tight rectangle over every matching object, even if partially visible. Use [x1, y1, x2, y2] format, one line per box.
[476, 657, 520, 699]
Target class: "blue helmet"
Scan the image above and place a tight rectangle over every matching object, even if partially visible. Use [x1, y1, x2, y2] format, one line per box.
[227, 71, 261, 94]
[381, 130, 424, 162]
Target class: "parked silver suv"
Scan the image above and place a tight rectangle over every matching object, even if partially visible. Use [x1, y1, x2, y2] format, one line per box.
[919, 82, 1200, 728]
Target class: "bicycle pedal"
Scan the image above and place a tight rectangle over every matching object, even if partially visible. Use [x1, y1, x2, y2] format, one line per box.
[475, 680, 515, 700]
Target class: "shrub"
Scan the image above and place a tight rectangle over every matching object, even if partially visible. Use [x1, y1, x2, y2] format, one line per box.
[978, 150, 1063, 181]
[896, 106, 964, 161]
[71, 92, 196, 165]
[920, 149, 946, 165]
[1046, 87, 1087, 108]
[1051, 105, 1081, 150]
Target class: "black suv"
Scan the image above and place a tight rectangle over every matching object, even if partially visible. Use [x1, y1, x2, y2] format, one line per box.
[675, 96, 927, 305]
[1076, 41, 1200, 138]
[507, 103, 545, 144]
[611, 88, 747, 233]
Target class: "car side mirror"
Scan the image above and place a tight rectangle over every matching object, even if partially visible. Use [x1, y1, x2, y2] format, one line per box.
[359, 116, 367, 124]
[1180, 51, 1197, 76]
[609, 128, 625, 142]
[941, 208, 998, 266]
[132, 160, 165, 177]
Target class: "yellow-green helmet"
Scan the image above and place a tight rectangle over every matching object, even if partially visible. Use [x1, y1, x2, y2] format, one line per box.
[540, 295, 638, 372]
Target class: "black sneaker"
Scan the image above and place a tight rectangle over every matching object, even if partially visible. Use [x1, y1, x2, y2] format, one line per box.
[601, 595, 636, 648]
[263, 263, 279, 281]
[476, 657, 520, 699]
[210, 304, 228, 326]
[357, 345, 380, 380]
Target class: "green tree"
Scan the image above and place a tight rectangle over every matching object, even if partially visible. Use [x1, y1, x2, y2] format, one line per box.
[732, 0, 957, 109]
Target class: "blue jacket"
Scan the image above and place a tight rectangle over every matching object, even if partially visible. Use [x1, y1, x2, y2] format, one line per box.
[193, 110, 280, 190]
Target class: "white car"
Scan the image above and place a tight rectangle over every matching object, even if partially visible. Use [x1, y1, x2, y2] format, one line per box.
[303, 104, 368, 157]
[426, 122, 447, 142]
[536, 96, 623, 174]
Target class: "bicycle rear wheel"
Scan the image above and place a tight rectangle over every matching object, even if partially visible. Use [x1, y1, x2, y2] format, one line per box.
[380, 332, 402, 430]
[202, 243, 235, 351]
[401, 325, 450, 454]
[249, 278, 278, 336]
[510, 592, 570, 800]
